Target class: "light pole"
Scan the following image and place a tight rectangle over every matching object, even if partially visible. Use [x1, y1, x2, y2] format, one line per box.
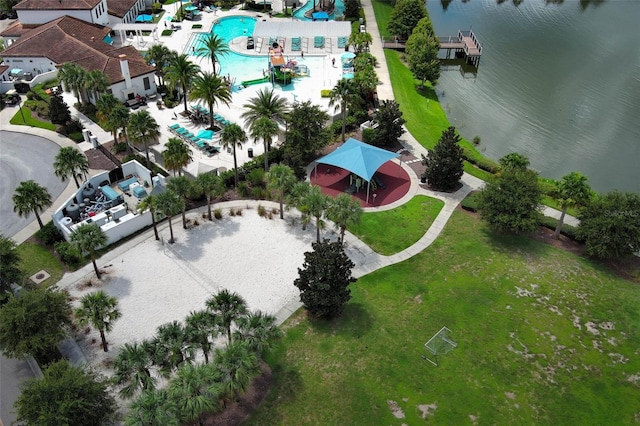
[17, 95, 26, 124]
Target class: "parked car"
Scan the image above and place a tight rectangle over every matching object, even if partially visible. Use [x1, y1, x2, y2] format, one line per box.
[5, 89, 20, 105]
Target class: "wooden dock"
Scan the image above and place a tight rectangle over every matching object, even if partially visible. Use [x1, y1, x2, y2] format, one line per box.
[381, 29, 482, 67]
[438, 30, 482, 67]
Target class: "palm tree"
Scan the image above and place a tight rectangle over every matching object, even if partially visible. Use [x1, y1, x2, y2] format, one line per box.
[95, 93, 120, 123]
[551, 171, 592, 239]
[155, 190, 184, 244]
[188, 71, 231, 129]
[70, 223, 108, 279]
[163, 138, 193, 176]
[266, 164, 296, 219]
[232, 311, 282, 359]
[137, 195, 160, 241]
[250, 116, 279, 171]
[53, 146, 89, 189]
[128, 110, 160, 167]
[327, 192, 363, 243]
[196, 172, 225, 221]
[205, 289, 248, 345]
[107, 104, 131, 151]
[301, 185, 330, 242]
[113, 340, 156, 398]
[220, 123, 248, 188]
[125, 389, 180, 426]
[165, 54, 201, 113]
[12, 180, 52, 229]
[213, 340, 259, 403]
[151, 321, 194, 377]
[241, 87, 289, 129]
[499, 152, 530, 172]
[97, 94, 124, 144]
[166, 176, 194, 229]
[185, 310, 220, 364]
[168, 363, 223, 426]
[58, 62, 85, 105]
[74, 290, 121, 352]
[287, 181, 312, 230]
[329, 79, 358, 142]
[195, 34, 230, 75]
[85, 69, 110, 103]
[146, 44, 176, 86]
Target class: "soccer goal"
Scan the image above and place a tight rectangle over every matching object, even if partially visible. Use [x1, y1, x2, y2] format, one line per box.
[422, 326, 458, 366]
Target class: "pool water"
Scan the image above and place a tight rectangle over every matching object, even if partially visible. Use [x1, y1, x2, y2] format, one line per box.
[194, 15, 324, 84]
[293, 0, 345, 20]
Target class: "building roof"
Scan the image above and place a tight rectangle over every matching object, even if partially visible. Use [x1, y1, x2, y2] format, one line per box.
[0, 16, 155, 84]
[107, 0, 138, 18]
[14, 0, 102, 11]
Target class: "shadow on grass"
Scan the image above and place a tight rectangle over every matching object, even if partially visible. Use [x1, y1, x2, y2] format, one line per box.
[307, 302, 375, 338]
[481, 227, 548, 259]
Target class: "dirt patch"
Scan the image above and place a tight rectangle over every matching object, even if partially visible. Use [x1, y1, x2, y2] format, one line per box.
[387, 400, 405, 419]
[417, 403, 437, 418]
[198, 361, 272, 426]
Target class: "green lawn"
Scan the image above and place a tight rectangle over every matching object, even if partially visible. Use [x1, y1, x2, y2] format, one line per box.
[369, 0, 394, 38]
[249, 212, 640, 424]
[349, 195, 444, 255]
[9, 107, 56, 131]
[17, 242, 66, 288]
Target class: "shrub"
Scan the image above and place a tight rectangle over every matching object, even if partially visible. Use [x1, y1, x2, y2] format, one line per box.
[213, 208, 223, 219]
[246, 168, 265, 187]
[252, 187, 266, 199]
[192, 24, 203, 29]
[461, 191, 481, 212]
[35, 221, 64, 245]
[113, 142, 128, 154]
[257, 205, 267, 217]
[161, 29, 173, 36]
[54, 241, 83, 267]
[538, 214, 583, 242]
[321, 89, 332, 98]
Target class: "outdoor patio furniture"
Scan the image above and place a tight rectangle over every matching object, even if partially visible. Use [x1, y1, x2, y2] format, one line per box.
[314, 36, 324, 48]
[169, 123, 180, 130]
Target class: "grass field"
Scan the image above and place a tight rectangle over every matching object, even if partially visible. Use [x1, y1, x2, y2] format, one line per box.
[349, 195, 444, 255]
[9, 107, 56, 131]
[17, 242, 66, 288]
[249, 212, 640, 424]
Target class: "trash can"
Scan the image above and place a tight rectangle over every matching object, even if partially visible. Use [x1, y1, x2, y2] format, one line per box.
[248, 148, 254, 158]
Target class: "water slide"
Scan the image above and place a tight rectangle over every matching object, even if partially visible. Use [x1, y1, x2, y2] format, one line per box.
[240, 76, 269, 87]
[272, 67, 292, 85]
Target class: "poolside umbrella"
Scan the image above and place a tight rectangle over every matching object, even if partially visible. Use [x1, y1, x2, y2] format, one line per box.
[196, 129, 214, 140]
[136, 14, 153, 22]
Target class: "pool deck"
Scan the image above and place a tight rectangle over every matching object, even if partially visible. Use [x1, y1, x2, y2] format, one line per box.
[102, 5, 354, 178]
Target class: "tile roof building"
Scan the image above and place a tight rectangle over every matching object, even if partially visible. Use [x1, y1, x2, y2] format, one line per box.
[0, 16, 157, 101]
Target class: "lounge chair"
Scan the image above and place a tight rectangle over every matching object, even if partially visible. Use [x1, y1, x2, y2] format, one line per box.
[169, 123, 181, 130]
[337, 37, 347, 48]
[314, 36, 324, 48]
[176, 128, 189, 135]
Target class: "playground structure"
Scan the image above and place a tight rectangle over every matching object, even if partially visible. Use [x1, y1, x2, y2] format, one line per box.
[240, 41, 310, 87]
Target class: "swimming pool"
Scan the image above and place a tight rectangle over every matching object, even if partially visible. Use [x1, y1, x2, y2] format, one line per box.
[293, 0, 345, 21]
[193, 15, 324, 84]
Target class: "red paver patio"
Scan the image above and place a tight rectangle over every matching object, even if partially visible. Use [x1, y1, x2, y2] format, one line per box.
[310, 161, 411, 207]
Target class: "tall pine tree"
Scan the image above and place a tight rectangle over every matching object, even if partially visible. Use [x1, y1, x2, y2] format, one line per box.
[421, 126, 464, 191]
[48, 92, 71, 125]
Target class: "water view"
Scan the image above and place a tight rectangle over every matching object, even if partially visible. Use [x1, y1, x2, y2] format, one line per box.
[426, 0, 640, 193]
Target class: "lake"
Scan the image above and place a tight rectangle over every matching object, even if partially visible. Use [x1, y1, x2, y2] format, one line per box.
[425, 0, 640, 193]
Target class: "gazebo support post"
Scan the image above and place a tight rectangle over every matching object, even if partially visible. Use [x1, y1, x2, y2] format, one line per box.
[366, 181, 370, 204]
